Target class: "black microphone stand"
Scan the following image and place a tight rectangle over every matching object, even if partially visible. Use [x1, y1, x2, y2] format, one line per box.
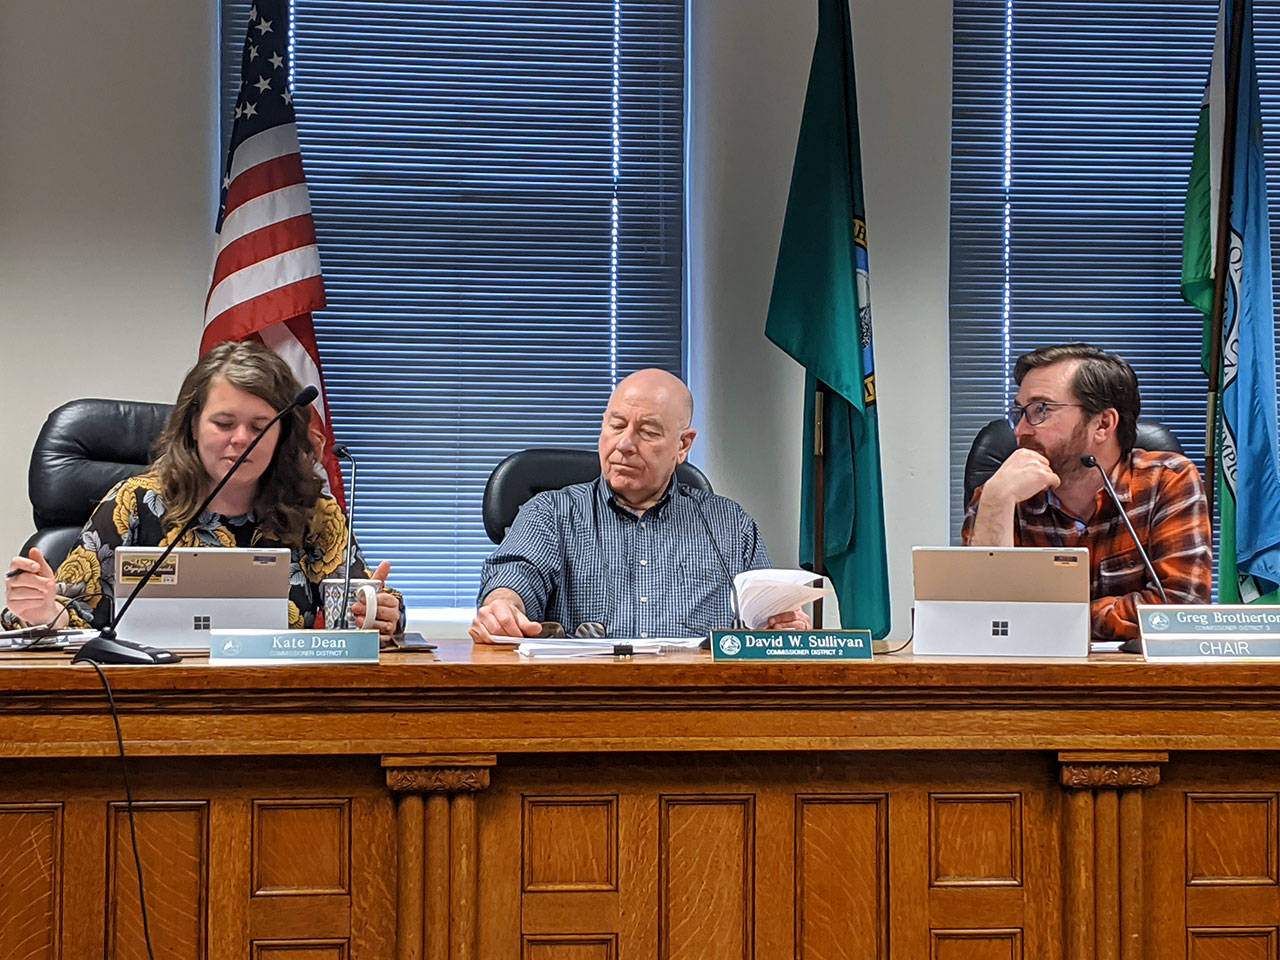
[73, 386, 318, 665]
[1082, 454, 1167, 655]
[332, 443, 358, 629]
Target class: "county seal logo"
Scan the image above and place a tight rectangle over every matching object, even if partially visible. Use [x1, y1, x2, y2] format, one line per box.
[718, 635, 742, 656]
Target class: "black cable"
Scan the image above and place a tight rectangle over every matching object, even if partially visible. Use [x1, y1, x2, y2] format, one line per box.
[87, 661, 158, 960]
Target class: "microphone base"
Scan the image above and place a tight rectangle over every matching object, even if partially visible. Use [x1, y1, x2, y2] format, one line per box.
[73, 634, 182, 666]
[1117, 637, 1144, 655]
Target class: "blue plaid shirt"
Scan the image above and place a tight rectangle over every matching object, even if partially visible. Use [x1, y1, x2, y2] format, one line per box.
[478, 475, 771, 637]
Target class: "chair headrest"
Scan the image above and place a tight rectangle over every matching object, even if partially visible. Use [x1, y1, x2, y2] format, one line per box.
[29, 398, 173, 530]
[481, 447, 713, 544]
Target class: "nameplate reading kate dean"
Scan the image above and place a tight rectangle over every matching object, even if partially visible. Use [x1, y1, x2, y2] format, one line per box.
[1137, 604, 1280, 661]
[710, 630, 873, 661]
[209, 629, 380, 664]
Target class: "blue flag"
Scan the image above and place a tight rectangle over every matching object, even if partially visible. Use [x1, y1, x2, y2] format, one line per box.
[764, 0, 890, 637]
[1182, 0, 1280, 601]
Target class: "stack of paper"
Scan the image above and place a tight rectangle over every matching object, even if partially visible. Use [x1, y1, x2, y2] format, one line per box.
[733, 569, 832, 629]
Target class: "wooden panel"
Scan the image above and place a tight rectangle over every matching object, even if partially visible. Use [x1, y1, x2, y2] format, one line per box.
[0, 804, 62, 960]
[253, 800, 351, 896]
[107, 801, 208, 960]
[252, 939, 348, 960]
[523, 934, 616, 960]
[523, 796, 617, 892]
[931, 928, 1022, 960]
[795, 795, 887, 960]
[1187, 927, 1278, 960]
[930, 794, 1023, 887]
[659, 795, 753, 960]
[1187, 795, 1278, 886]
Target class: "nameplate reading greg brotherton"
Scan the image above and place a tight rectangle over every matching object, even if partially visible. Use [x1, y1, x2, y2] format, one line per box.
[710, 630, 873, 661]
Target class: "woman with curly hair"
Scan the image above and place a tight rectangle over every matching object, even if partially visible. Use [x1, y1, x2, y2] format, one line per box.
[4, 341, 403, 640]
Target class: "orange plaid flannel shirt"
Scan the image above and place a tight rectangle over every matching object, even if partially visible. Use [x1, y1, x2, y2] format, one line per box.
[962, 449, 1212, 641]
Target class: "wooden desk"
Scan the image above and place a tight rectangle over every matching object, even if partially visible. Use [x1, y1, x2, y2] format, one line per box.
[1, 641, 1277, 959]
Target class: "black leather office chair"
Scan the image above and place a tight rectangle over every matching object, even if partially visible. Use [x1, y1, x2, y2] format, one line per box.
[23, 399, 172, 568]
[962, 417, 1185, 508]
[482, 447, 713, 544]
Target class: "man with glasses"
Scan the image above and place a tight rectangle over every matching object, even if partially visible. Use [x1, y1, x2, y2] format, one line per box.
[470, 368, 810, 644]
[963, 343, 1211, 642]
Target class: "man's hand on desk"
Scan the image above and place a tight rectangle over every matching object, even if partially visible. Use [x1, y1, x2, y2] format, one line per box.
[470, 588, 541, 645]
[766, 607, 811, 631]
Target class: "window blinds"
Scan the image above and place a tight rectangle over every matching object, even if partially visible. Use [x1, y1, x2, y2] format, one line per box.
[221, 1, 685, 608]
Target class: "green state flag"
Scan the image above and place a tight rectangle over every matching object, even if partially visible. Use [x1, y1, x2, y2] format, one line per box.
[764, 0, 890, 638]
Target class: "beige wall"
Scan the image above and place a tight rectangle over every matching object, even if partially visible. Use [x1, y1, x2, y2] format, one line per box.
[0, 0, 951, 640]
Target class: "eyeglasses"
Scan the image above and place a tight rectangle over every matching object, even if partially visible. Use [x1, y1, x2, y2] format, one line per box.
[1007, 400, 1084, 427]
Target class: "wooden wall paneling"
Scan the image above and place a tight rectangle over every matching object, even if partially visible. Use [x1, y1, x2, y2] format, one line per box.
[658, 795, 754, 960]
[208, 792, 251, 960]
[252, 799, 351, 895]
[1094, 788, 1120, 960]
[522, 796, 617, 892]
[252, 937, 349, 959]
[794, 794, 888, 960]
[929, 794, 1023, 888]
[521, 933, 617, 960]
[617, 776, 659, 959]
[752, 781, 794, 959]
[106, 800, 208, 960]
[393, 790, 424, 960]
[425, 794, 450, 960]
[63, 795, 109, 960]
[1185, 794, 1278, 886]
[1117, 789, 1143, 960]
[1185, 927, 1277, 960]
[1057, 751, 1165, 960]
[383, 755, 495, 960]
[349, 790, 397, 960]
[930, 927, 1023, 960]
[0, 803, 62, 960]
[1143, 757, 1188, 960]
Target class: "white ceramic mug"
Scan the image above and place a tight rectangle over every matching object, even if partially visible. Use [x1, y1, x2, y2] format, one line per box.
[321, 578, 380, 630]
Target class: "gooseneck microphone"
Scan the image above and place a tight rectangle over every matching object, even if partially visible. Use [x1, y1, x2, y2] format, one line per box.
[332, 443, 358, 629]
[1082, 454, 1167, 656]
[72, 385, 319, 665]
[684, 486, 746, 631]
[1081, 455, 1168, 604]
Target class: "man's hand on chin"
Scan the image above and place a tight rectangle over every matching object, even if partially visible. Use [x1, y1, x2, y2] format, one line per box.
[985, 447, 1061, 505]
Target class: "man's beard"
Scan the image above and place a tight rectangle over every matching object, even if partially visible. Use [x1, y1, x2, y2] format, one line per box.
[1018, 422, 1091, 482]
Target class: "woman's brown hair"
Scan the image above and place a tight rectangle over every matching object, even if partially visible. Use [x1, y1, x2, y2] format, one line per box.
[151, 341, 324, 545]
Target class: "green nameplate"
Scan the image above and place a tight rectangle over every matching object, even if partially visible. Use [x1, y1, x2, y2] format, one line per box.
[209, 629, 380, 664]
[709, 629, 873, 661]
[1137, 604, 1280, 660]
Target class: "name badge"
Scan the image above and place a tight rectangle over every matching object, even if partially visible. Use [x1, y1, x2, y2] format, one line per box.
[709, 629, 873, 661]
[1137, 604, 1280, 660]
[209, 629, 380, 664]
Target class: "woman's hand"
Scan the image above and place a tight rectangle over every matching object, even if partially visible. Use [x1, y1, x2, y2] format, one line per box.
[350, 559, 401, 643]
[5, 548, 63, 628]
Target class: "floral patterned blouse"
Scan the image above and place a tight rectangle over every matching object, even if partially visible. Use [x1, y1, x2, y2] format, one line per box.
[49, 473, 397, 630]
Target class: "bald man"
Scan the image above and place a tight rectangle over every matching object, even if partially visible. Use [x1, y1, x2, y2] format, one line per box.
[471, 369, 809, 643]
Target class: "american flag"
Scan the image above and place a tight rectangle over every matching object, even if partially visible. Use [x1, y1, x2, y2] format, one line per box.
[203, 0, 344, 503]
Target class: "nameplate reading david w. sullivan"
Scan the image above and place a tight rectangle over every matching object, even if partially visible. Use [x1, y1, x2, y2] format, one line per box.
[709, 629, 873, 661]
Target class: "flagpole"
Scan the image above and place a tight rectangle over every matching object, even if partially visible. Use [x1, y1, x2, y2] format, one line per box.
[812, 383, 827, 627]
[1205, 0, 1248, 520]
